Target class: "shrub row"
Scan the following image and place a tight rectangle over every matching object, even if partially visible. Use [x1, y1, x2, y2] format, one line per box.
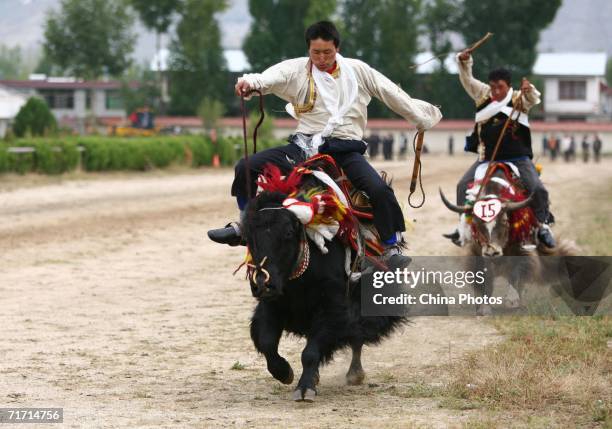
[0, 135, 286, 175]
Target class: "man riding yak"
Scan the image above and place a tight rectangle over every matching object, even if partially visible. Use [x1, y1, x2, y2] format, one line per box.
[443, 48, 556, 249]
[208, 21, 442, 266]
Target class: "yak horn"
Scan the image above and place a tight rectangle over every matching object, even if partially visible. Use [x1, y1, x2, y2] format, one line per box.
[503, 193, 534, 211]
[439, 188, 471, 213]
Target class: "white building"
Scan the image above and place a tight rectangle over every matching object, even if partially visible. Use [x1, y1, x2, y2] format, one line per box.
[0, 76, 137, 133]
[0, 85, 27, 138]
[533, 52, 609, 121]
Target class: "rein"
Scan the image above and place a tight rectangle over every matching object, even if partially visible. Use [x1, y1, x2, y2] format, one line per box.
[240, 89, 265, 200]
[408, 131, 425, 208]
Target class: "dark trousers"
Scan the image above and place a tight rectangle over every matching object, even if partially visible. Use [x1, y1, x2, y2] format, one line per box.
[456, 159, 550, 223]
[231, 141, 405, 241]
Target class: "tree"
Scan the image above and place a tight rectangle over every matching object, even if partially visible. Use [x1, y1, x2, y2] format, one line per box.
[340, 0, 421, 117]
[168, 0, 228, 115]
[198, 97, 226, 133]
[421, 0, 460, 71]
[129, 0, 182, 112]
[455, 0, 561, 82]
[0, 44, 27, 79]
[414, 0, 472, 118]
[13, 97, 57, 137]
[243, 0, 337, 72]
[120, 65, 160, 117]
[43, 0, 136, 79]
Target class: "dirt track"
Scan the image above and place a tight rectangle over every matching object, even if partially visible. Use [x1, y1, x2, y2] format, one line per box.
[1, 155, 610, 428]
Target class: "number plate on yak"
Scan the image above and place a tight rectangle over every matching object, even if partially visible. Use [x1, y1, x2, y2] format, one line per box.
[473, 198, 502, 223]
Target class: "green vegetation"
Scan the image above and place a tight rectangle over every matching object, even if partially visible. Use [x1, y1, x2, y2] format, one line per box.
[444, 316, 611, 427]
[0, 136, 285, 175]
[12, 97, 57, 138]
[43, 0, 135, 79]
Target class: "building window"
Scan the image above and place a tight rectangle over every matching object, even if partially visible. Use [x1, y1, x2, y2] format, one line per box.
[40, 90, 75, 109]
[105, 90, 124, 110]
[559, 80, 586, 100]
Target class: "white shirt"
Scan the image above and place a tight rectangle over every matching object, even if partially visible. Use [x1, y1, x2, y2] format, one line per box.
[240, 57, 442, 140]
[456, 53, 541, 111]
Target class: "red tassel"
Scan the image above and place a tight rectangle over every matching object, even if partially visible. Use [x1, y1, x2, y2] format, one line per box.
[257, 163, 303, 194]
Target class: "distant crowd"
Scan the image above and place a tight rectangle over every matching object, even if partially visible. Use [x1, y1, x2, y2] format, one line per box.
[364, 132, 604, 163]
[365, 132, 428, 161]
[542, 134, 603, 163]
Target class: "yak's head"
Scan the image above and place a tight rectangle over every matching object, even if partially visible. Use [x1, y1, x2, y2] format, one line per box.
[439, 186, 532, 258]
[242, 192, 303, 300]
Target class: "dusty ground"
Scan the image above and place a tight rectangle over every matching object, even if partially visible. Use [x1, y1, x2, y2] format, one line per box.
[1, 155, 610, 428]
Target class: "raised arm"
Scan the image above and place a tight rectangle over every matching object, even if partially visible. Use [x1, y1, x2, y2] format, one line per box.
[518, 78, 541, 112]
[359, 61, 442, 131]
[456, 51, 490, 103]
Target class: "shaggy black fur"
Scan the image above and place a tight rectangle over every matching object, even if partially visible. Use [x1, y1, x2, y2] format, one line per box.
[243, 191, 405, 400]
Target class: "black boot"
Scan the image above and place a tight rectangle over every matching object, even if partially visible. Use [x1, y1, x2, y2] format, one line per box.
[443, 229, 462, 247]
[537, 224, 556, 248]
[382, 244, 412, 269]
[207, 222, 245, 246]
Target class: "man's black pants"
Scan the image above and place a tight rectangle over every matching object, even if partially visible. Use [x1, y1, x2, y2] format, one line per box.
[456, 158, 550, 223]
[231, 138, 405, 241]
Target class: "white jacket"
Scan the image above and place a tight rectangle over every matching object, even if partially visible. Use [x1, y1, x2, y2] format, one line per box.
[240, 57, 442, 140]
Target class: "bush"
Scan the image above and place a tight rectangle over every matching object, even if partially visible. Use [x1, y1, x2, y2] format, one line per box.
[12, 97, 57, 137]
[0, 135, 287, 174]
[34, 139, 79, 174]
[0, 144, 8, 173]
[186, 136, 213, 167]
[79, 137, 188, 171]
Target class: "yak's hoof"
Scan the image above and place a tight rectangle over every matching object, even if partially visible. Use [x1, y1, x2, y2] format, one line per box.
[346, 369, 365, 386]
[293, 387, 317, 402]
[269, 360, 293, 385]
[281, 367, 294, 385]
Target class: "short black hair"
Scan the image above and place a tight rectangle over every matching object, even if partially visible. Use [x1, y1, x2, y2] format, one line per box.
[488, 68, 512, 86]
[305, 21, 340, 48]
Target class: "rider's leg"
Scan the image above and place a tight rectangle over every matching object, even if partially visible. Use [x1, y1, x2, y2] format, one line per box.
[444, 161, 480, 246]
[208, 142, 304, 245]
[456, 161, 480, 206]
[513, 158, 556, 248]
[332, 151, 409, 266]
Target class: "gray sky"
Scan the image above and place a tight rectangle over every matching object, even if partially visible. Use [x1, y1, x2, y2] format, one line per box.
[0, 0, 252, 65]
[0, 0, 610, 67]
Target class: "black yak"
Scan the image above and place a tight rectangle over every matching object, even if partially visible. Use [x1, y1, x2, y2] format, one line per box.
[243, 187, 404, 402]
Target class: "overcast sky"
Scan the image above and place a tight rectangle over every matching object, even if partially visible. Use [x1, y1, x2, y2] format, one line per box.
[0, 0, 610, 66]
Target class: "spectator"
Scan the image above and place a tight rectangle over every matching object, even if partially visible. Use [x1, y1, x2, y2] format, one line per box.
[382, 133, 394, 161]
[569, 135, 576, 161]
[367, 133, 380, 159]
[581, 135, 590, 163]
[561, 134, 571, 162]
[593, 134, 602, 162]
[548, 135, 558, 161]
[448, 135, 454, 156]
[399, 133, 409, 159]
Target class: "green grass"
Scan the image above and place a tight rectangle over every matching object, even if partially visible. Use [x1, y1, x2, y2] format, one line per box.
[230, 361, 246, 370]
[444, 316, 612, 427]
